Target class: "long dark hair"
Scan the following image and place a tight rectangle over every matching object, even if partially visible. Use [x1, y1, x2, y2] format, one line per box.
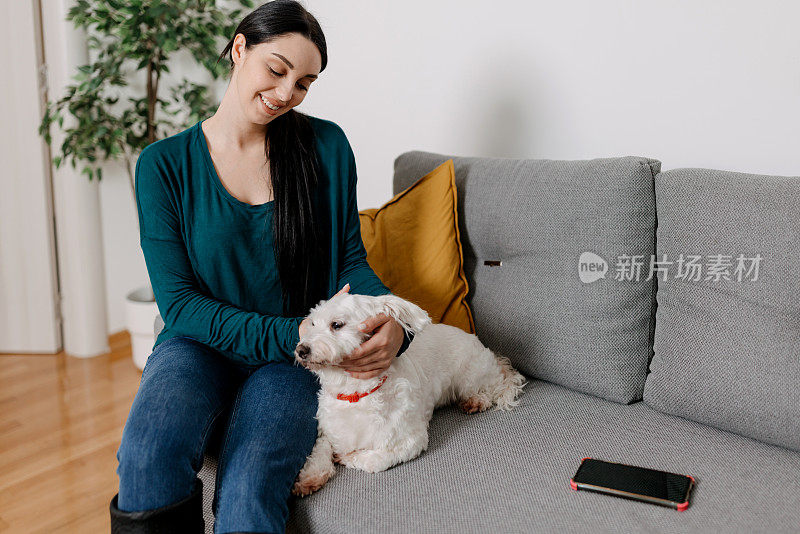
[217, 0, 330, 318]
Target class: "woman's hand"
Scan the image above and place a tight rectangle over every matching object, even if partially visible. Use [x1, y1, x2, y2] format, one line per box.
[338, 313, 405, 379]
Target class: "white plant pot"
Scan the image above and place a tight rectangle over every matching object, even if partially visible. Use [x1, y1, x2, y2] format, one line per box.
[125, 285, 159, 370]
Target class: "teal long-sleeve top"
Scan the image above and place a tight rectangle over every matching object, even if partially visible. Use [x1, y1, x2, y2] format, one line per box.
[135, 115, 413, 367]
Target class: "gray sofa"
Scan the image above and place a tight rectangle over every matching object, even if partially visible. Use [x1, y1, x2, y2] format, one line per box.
[153, 151, 800, 533]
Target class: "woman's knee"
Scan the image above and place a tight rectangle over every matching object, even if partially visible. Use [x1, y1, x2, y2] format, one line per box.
[116, 414, 194, 480]
[115, 386, 226, 477]
[115, 411, 201, 511]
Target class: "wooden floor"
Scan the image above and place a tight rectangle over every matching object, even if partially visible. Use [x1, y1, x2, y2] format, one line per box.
[0, 331, 142, 533]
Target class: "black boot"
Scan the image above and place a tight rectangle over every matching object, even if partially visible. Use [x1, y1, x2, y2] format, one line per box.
[110, 478, 205, 533]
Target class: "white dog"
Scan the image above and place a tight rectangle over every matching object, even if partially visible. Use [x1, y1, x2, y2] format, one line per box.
[290, 292, 527, 497]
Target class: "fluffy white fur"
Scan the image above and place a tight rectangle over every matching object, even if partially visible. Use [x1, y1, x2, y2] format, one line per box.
[290, 293, 527, 497]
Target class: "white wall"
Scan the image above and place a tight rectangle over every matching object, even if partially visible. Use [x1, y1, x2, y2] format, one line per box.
[0, 0, 61, 352]
[102, 0, 800, 334]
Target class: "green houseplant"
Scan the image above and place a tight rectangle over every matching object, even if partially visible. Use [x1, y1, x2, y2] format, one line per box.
[38, 0, 254, 367]
[39, 0, 254, 193]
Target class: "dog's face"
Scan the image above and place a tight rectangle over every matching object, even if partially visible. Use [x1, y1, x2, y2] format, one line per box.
[294, 293, 431, 371]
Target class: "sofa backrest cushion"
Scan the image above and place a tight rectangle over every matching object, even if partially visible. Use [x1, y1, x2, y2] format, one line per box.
[393, 151, 661, 404]
[643, 168, 800, 451]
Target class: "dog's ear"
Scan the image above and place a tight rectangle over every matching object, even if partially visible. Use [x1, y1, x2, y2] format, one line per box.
[376, 294, 432, 335]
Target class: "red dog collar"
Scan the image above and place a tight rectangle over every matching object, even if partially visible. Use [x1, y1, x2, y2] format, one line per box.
[336, 375, 388, 403]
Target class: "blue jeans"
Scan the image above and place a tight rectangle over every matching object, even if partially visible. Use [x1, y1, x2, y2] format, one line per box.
[115, 336, 320, 534]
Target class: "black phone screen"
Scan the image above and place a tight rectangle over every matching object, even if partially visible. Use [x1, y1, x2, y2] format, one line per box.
[572, 458, 693, 507]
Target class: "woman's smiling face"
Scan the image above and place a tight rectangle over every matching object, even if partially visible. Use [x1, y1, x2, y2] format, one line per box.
[231, 32, 322, 123]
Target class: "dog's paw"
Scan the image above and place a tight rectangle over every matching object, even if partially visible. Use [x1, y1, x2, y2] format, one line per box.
[459, 395, 492, 414]
[292, 470, 332, 497]
[333, 449, 360, 465]
[340, 449, 391, 473]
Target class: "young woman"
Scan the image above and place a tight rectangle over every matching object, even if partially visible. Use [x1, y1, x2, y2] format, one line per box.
[110, 1, 413, 532]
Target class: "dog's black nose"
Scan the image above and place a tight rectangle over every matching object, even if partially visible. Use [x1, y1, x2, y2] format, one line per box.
[295, 343, 310, 360]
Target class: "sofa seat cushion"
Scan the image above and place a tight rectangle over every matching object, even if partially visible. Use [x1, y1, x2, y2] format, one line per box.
[285, 379, 800, 533]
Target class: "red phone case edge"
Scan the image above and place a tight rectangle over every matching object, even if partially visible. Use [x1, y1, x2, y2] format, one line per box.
[570, 457, 593, 491]
[676, 475, 696, 512]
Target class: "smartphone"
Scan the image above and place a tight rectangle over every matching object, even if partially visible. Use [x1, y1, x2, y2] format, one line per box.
[570, 457, 695, 511]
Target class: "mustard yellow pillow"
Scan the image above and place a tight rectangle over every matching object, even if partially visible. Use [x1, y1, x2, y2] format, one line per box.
[359, 159, 476, 334]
